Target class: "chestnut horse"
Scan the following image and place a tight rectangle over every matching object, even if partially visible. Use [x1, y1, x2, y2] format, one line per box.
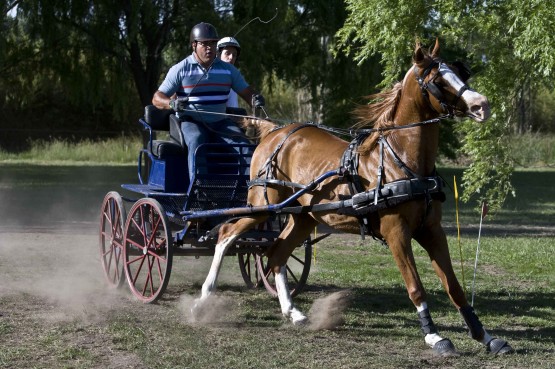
[193, 40, 513, 356]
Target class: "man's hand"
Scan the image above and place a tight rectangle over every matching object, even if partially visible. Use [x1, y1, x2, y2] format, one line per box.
[169, 97, 189, 111]
[253, 94, 265, 108]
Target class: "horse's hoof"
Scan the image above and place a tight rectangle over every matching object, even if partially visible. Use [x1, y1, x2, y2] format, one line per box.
[190, 299, 204, 320]
[290, 309, 308, 325]
[432, 339, 459, 357]
[487, 338, 514, 355]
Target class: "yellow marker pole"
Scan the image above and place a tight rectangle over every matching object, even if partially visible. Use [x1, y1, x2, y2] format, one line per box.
[313, 227, 317, 265]
[454, 176, 467, 295]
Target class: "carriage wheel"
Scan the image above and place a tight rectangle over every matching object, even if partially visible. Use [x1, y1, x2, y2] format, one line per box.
[256, 216, 312, 297]
[237, 222, 271, 288]
[238, 252, 261, 288]
[99, 191, 126, 288]
[123, 198, 172, 303]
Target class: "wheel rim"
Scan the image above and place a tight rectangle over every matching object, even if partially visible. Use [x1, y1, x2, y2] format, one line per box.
[123, 198, 172, 303]
[99, 192, 126, 288]
[237, 222, 270, 288]
[256, 240, 311, 297]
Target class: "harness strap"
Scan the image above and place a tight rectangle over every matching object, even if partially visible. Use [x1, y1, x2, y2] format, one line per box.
[381, 137, 421, 179]
[254, 123, 314, 204]
[271, 176, 445, 217]
[248, 178, 307, 190]
[340, 134, 374, 239]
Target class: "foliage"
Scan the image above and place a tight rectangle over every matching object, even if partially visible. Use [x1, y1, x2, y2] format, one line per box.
[337, 0, 555, 212]
[3, 1, 555, 211]
[0, 0, 383, 141]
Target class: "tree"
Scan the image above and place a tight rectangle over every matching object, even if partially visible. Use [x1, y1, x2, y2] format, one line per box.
[336, 0, 555, 211]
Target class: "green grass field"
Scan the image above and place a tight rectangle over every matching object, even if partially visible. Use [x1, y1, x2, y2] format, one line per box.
[0, 163, 553, 368]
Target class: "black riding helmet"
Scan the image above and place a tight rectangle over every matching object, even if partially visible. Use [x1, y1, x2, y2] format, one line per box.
[189, 22, 219, 44]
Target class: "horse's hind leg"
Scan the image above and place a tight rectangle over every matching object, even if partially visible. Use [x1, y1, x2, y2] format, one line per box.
[415, 223, 514, 355]
[192, 216, 267, 312]
[267, 213, 318, 325]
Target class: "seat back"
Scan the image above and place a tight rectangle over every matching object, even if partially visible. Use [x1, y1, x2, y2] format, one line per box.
[144, 105, 172, 130]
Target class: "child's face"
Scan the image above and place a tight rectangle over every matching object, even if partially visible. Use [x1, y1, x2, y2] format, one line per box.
[220, 47, 238, 65]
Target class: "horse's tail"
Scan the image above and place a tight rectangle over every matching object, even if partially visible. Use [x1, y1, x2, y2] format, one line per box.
[239, 118, 279, 143]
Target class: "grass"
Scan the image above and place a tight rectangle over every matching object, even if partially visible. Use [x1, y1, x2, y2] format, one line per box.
[0, 132, 554, 167]
[0, 148, 553, 368]
[90, 232, 553, 369]
[0, 136, 141, 165]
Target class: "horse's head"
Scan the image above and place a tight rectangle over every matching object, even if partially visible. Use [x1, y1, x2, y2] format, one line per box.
[412, 39, 490, 122]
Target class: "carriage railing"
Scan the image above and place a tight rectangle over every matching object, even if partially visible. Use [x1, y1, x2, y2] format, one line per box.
[180, 169, 341, 220]
[186, 143, 256, 213]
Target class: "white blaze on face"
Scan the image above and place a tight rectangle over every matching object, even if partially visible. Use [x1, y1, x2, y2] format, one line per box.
[438, 63, 490, 121]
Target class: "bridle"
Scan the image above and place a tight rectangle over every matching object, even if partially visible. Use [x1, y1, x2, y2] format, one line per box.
[413, 59, 472, 118]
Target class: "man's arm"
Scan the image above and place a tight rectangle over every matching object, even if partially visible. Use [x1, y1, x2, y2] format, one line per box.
[237, 86, 257, 107]
[152, 90, 172, 110]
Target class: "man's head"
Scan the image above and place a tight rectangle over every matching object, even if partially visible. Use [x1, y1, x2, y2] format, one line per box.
[217, 37, 241, 65]
[190, 22, 219, 67]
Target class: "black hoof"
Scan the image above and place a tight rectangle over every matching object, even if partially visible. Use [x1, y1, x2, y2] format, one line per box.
[432, 338, 459, 357]
[487, 338, 514, 355]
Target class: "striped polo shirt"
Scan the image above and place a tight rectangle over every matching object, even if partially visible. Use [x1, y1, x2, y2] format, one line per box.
[158, 54, 249, 123]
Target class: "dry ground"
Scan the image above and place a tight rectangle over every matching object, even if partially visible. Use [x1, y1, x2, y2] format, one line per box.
[1, 166, 553, 368]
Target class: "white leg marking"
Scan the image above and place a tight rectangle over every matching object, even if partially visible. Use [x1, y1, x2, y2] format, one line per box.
[425, 333, 445, 347]
[416, 303, 445, 348]
[275, 266, 306, 325]
[199, 235, 237, 300]
[416, 302, 428, 312]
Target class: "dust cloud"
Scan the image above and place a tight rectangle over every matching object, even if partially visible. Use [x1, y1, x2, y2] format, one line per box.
[0, 166, 129, 323]
[0, 231, 124, 322]
[178, 294, 237, 325]
[307, 290, 351, 330]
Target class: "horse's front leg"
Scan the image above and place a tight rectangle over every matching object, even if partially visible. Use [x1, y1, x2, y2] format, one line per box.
[414, 217, 514, 355]
[192, 217, 264, 315]
[274, 265, 307, 324]
[268, 214, 317, 325]
[381, 214, 458, 356]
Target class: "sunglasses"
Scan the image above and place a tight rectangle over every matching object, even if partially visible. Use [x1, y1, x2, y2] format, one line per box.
[196, 40, 217, 47]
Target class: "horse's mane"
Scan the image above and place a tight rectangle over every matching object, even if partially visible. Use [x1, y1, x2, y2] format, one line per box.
[351, 82, 403, 153]
[239, 81, 403, 149]
[239, 117, 278, 143]
[352, 82, 403, 130]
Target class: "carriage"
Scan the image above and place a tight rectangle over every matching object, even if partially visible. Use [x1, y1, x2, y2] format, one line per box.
[99, 105, 329, 303]
[98, 40, 513, 356]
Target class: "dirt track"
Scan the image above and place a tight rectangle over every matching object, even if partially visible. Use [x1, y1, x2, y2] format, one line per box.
[1, 165, 554, 368]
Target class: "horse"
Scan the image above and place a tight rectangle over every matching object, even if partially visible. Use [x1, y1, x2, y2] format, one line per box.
[192, 39, 514, 356]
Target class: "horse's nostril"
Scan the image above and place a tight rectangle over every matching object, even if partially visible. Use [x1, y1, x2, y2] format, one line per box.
[469, 102, 491, 120]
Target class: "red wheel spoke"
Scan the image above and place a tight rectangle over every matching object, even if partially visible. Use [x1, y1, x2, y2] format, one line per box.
[142, 255, 154, 296]
[130, 255, 146, 285]
[122, 198, 172, 303]
[156, 256, 164, 284]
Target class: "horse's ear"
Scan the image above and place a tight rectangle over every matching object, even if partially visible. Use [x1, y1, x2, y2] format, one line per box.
[413, 41, 425, 63]
[431, 38, 440, 57]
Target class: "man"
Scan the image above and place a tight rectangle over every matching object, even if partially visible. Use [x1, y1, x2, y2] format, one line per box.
[152, 22, 264, 182]
[217, 36, 241, 108]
